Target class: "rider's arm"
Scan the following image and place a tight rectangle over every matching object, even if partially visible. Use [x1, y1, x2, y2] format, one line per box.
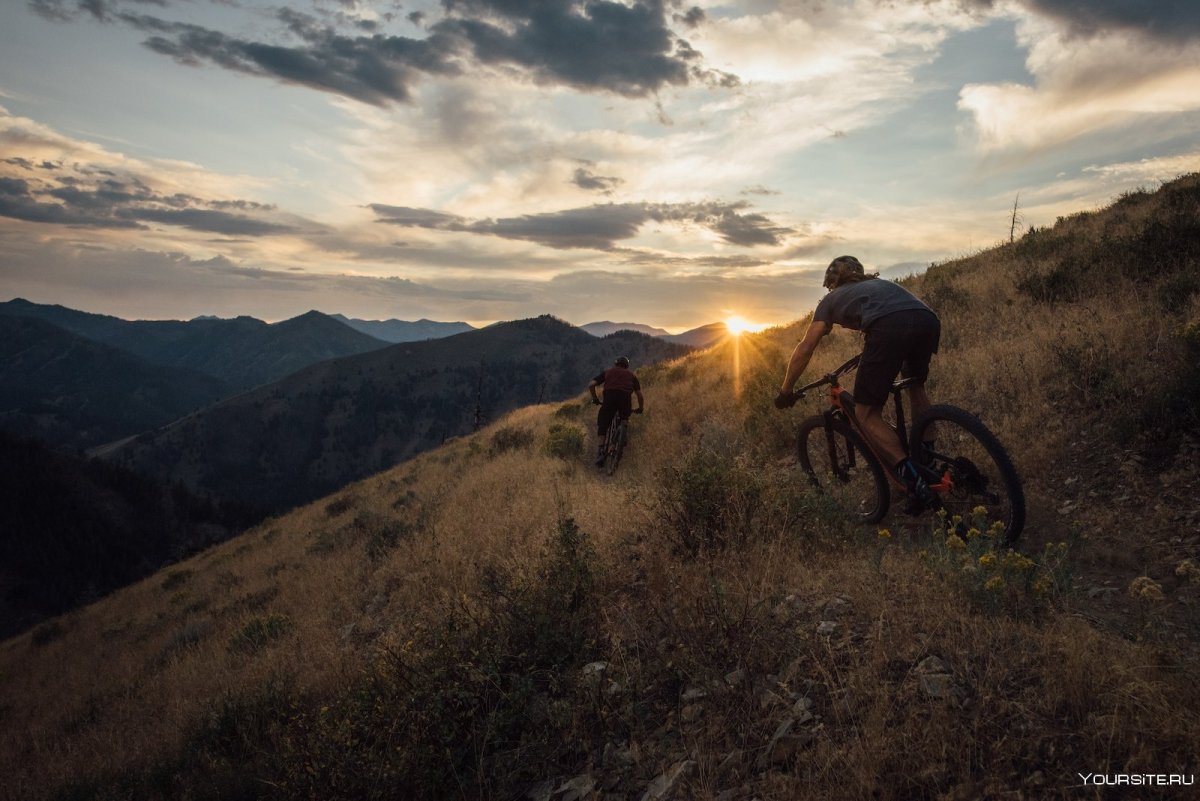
[588, 379, 602, 403]
[634, 389, 645, 411]
[780, 320, 832, 393]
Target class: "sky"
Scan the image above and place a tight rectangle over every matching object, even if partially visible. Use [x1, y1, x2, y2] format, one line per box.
[1, 0, 1199, 331]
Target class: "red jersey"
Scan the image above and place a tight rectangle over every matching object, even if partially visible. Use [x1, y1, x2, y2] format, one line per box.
[594, 366, 640, 394]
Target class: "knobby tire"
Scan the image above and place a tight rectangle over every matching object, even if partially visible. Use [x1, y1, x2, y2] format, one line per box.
[909, 404, 1026, 545]
[604, 417, 627, 476]
[796, 415, 889, 524]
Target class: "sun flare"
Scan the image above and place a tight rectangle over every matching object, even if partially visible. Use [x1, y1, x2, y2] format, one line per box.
[725, 315, 766, 336]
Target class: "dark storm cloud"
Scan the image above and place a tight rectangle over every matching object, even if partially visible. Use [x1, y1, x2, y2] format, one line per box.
[955, 0, 1200, 41]
[121, 11, 460, 106]
[0, 167, 298, 235]
[572, 167, 623, 194]
[31, 0, 736, 104]
[372, 200, 795, 249]
[434, 0, 732, 96]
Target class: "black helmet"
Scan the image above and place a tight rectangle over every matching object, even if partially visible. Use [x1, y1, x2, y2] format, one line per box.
[615, 356, 630, 368]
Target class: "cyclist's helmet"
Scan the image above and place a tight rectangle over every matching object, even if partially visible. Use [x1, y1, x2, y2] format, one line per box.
[823, 255, 865, 289]
[615, 356, 630, 368]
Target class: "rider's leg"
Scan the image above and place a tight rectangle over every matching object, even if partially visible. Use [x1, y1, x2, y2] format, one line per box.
[861, 402, 937, 512]
[858, 404, 905, 467]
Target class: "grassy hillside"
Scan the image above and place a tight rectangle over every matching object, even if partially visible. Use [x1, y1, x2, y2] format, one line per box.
[1, 176, 1199, 800]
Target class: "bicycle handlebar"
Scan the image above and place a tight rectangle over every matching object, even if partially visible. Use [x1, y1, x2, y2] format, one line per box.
[792, 353, 861, 399]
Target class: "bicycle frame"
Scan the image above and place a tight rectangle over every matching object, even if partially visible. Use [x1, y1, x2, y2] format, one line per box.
[796, 355, 954, 494]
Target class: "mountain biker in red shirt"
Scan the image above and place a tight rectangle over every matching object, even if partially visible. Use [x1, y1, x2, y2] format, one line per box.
[589, 356, 644, 466]
[774, 255, 940, 512]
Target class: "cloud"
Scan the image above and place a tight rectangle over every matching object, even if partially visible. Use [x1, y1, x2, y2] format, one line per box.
[0, 104, 312, 237]
[960, 0, 1200, 43]
[572, 167, 623, 194]
[0, 166, 300, 235]
[956, 12, 1200, 154]
[371, 200, 796, 249]
[35, 0, 734, 105]
[436, 0, 733, 96]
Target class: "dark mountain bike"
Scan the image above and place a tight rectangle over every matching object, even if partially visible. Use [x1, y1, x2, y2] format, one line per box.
[791, 354, 1025, 545]
[601, 409, 641, 475]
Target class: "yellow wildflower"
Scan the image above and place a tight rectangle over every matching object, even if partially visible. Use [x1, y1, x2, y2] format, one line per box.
[951, 515, 963, 525]
[878, 528, 892, 540]
[1128, 576, 1165, 602]
[985, 576, 1005, 592]
[966, 527, 982, 540]
[1032, 576, 1052, 596]
[946, 534, 966, 551]
[972, 505, 988, 518]
[936, 507, 947, 521]
[979, 553, 996, 568]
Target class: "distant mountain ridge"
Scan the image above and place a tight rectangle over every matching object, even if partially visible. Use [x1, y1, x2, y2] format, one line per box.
[581, 321, 672, 338]
[330, 314, 475, 343]
[582, 320, 729, 348]
[0, 315, 230, 449]
[664, 322, 728, 348]
[105, 315, 692, 515]
[0, 299, 389, 393]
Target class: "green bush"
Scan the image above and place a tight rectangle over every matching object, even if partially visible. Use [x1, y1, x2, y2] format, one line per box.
[544, 423, 584, 459]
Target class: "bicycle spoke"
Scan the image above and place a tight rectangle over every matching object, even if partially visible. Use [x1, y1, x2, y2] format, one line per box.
[912, 406, 1025, 545]
[797, 416, 888, 523]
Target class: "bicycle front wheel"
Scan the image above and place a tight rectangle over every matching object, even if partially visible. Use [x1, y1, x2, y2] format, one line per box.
[909, 404, 1025, 546]
[604, 419, 627, 475]
[796, 415, 889, 524]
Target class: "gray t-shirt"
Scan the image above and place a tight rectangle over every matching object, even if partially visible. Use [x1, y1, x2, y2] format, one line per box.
[813, 279, 933, 331]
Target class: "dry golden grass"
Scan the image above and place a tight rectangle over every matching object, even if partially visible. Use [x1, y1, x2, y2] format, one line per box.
[1, 175, 1198, 800]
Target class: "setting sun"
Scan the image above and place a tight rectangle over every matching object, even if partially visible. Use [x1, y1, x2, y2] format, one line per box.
[725, 315, 766, 336]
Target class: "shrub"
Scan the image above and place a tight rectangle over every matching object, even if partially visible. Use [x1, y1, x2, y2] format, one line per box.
[656, 425, 803, 555]
[30, 620, 66, 647]
[228, 614, 292, 654]
[161, 569, 193, 592]
[544, 423, 584, 459]
[489, 425, 535, 455]
[324, 495, 355, 517]
[554, 401, 581, 418]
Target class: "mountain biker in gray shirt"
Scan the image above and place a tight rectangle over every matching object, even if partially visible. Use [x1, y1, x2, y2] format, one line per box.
[774, 255, 940, 512]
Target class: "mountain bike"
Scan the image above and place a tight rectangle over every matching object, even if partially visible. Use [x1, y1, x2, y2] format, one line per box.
[791, 354, 1025, 545]
[601, 408, 641, 476]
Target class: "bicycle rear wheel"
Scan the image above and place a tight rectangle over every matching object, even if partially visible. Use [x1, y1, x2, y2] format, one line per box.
[909, 404, 1025, 546]
[604, 418, 627, 475]
[796, 415, 889, 524]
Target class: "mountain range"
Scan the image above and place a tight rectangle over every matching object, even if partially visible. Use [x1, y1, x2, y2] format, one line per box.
[0, 299, 389, 394]
[330, 314, 475, 343]
[101, 316, 692, 516]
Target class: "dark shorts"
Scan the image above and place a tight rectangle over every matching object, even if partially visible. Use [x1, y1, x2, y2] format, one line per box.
[854, 309, 941, 407]
[597, 391, 633, 435]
